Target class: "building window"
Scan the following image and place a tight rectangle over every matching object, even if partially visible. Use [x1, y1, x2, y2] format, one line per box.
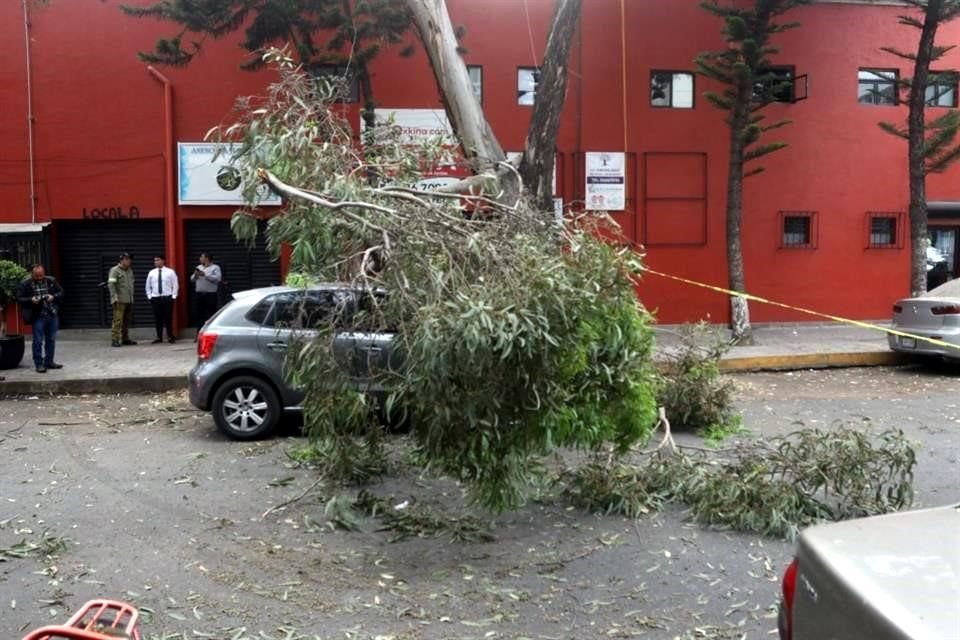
[467, 65, 483, 104]
[650, 71, 694, 109]
[780, 211, 817, 249]
[867, 212, 902, 248]
[926, 72, 958, 108]
[755, 66, 796, 103]
[308, 64, 359, 103]
[517, 67, 540, 106]
[858, 69, 899, 105]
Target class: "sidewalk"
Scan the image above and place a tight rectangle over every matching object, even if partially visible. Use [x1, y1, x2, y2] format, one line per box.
[653, 323, 902, 372]
[0, 323, 902, 395]
[0, 329, 196, 395]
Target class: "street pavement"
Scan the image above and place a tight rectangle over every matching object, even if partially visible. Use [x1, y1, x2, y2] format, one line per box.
[0, 323, 898, 394]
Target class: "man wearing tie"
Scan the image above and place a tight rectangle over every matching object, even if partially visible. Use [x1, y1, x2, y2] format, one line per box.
[145, 255, 179, 344]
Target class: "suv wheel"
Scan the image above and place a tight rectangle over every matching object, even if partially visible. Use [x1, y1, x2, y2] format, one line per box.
[212, 375, 281, 440]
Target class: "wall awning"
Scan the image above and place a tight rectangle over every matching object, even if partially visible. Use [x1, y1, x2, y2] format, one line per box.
[0, 222, 50, 234]
[927, 202, 960, 215]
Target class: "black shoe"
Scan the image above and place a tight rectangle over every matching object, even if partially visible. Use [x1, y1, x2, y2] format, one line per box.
[112, 341, 123, 347]
[122, 339, 138, 346]
[168, 337, 177, 344]
[46, 363, 63, 370]
[151, 338, 163, 344]
[36, 366, 47, 373]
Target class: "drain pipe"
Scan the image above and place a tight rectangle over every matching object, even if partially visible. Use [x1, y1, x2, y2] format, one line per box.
[22, 0, 37, 223]
[147, 65, 180, 335]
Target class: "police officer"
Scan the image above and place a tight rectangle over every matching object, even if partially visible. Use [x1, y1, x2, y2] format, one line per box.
[107, 252, 137, 347]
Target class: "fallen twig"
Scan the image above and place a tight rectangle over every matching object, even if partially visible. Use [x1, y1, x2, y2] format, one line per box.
[261, 476, 325, 519]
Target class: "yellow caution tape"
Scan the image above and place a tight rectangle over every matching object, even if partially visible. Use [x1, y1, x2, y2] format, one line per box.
[641, 266, 960, 353]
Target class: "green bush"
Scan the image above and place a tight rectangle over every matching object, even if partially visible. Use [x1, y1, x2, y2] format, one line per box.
[657, 322, 740, 437]
[0, 259, 28, 306]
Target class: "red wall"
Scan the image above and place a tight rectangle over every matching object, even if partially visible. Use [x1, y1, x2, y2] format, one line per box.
[3, 0, 960, 324]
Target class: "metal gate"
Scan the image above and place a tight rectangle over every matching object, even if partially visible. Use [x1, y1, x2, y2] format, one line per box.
[184, 219, 280, 326]
[55, 220, 164, 328]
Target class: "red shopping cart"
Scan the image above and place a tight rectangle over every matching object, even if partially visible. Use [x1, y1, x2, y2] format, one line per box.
[21, 600, 141, 640]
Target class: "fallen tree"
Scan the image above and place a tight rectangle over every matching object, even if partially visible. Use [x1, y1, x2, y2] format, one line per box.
[218, 54, 660, 511]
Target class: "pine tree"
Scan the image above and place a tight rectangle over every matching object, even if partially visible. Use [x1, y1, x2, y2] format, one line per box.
[121, 0, 415, 131]
[695, 0, 808, 343]
[879, 0, 960, 296]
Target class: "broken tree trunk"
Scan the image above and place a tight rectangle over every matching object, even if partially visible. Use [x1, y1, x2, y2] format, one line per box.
[404, 0, 514, 199]
[519, 0, 582, 213]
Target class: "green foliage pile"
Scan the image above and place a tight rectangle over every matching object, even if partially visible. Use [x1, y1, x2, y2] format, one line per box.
[220, 54, 660, 512]
[565, 425, 916, 540]
[657, 323, 741, 438]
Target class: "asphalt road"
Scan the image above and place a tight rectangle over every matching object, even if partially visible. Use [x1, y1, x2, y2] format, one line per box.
[0, 365, 957, 640]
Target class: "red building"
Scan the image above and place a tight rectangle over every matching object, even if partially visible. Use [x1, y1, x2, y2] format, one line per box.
[3, 0, 960, 329]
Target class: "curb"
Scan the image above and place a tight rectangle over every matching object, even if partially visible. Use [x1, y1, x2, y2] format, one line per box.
[718, 351, 906, 372]
[0, 375, 187, 396]
[0, 352, 906, 395]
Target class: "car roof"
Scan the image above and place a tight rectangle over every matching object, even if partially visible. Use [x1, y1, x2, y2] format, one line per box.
[231, 284, 386, 301]
[798, 503, 960, 639]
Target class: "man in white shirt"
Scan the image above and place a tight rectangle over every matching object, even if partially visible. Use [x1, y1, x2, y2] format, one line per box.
[145, 255, 179, 344]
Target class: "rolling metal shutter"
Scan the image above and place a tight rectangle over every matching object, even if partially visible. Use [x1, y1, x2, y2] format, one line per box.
[184, 219, 280, 326]
[55, 220, 164, 328]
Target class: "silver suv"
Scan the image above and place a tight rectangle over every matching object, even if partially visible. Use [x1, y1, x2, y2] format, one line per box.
[188, 285, 396, 439]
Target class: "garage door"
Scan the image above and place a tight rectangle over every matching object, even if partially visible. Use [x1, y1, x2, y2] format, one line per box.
[56, 220, 164, 328]
[184, 219, 280, 326]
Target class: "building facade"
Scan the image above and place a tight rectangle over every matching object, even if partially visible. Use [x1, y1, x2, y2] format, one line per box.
[2, 0, 960, 328]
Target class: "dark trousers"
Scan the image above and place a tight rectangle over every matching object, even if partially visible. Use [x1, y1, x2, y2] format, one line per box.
[195, 292, 219, 328]
[32, 314, 58, 368]
[151, 296, 174, 339]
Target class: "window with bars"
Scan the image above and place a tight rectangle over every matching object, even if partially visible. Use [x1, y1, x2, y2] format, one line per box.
[926, 72, 958, 108]
[867, 212, 902, 248]
[308, 64, 358, 103]
[780, 211, 817, 249]
[754, 66, 796, 103]
[467, 65, 483, 104]
[858, 69, 898, 105]
[650, 71, 694, 109]
[517, 67, 540, 106]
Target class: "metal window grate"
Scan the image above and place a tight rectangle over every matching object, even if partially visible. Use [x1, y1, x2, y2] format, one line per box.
[866, 211, 903, 249]
[780, 211, 817, 249]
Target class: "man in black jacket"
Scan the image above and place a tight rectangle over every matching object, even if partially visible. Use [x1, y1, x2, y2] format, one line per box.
[17, 264, 64, 373]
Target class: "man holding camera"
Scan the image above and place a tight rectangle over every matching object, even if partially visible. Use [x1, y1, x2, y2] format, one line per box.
[17, 264, 64, 373]
[190, 252, 221, 330]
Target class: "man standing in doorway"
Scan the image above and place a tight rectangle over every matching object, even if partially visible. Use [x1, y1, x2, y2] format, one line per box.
[191, 252, 221, 330]
[145, 255, 178, 344]
[107, 252, 137, 347]
[17, 264, 64, 373]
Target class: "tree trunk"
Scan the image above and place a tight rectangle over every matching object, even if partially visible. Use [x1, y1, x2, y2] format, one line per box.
[357, 64, 377, 135]
[518, 0, 582, 213]
[727, 76, 753, 344]
[907, 0, 941, 297]
[404, 0, 511, 196]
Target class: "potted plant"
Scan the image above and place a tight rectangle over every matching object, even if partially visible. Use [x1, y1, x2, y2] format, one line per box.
[0, 259, 29, 369]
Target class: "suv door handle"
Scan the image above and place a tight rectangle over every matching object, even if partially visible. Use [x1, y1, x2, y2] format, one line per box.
[267, 341, 288, 351]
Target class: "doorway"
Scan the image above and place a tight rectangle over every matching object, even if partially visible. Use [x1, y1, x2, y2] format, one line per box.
[928, 226, 957, 290]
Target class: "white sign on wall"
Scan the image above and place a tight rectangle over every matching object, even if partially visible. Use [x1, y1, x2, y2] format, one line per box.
[585, 152, 626, 211]
[368, 109, 455, 144]
[178, 143, 281, 206]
